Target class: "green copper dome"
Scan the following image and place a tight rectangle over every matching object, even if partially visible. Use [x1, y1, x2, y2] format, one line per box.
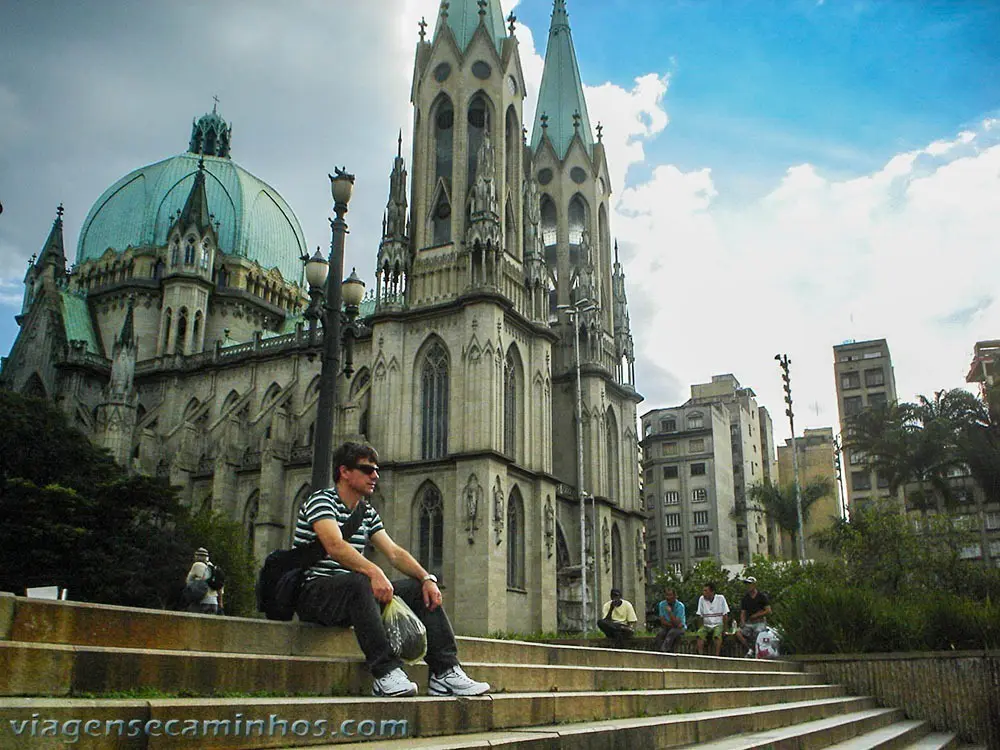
[77, 112, 307, 283]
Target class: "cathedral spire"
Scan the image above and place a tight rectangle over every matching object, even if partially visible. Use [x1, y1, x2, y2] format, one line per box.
[35, 204, 67, 277]
[530, 0, 594, 159]
[433, 0, 506, 53]
[178, 159, 213, 235]
[117, 294, 137, 350]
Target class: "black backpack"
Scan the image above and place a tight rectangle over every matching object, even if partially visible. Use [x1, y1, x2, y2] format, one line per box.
[207, 564, 225, 590]
[256, 500, 367, 621]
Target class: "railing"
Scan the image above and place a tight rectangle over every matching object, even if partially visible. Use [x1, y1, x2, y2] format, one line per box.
[241, 449, 261, 470]
[288, 444, 313, 464]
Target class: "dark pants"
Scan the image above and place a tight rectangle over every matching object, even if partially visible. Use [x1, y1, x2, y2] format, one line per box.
[187, 602, 221, 615]
[597, 617, 634, 646]
[654, 627, 685, 652]
[297, 573, 459, 679]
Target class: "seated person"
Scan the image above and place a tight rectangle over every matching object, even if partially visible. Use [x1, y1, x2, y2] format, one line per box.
[597, 588, 638, 646]
[653, 586, 686, 652]
[695, 582, 729, 656]
[735, 576, 772, 658]
[295, 442, 490, 698]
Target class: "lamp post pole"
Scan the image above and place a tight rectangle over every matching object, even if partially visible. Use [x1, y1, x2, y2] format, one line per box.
[775, 354, 806, 560]
[311, 169, 354, 490]
[559, 299, 596, 634]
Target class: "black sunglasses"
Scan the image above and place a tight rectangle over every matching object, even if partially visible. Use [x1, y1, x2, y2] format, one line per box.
[353, 463, 379, 475]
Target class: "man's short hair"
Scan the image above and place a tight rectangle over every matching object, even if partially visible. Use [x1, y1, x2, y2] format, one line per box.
[610, 588, 622, 597]
[703, 582, 716, 593]
[332, 442, 379, 482]
[664, 587, 676, 596]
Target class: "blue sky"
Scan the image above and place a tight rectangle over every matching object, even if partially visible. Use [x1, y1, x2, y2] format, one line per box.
[1, 0, 998, 440]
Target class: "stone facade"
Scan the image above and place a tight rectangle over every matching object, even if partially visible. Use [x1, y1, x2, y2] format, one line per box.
[1, 0, 645, 634]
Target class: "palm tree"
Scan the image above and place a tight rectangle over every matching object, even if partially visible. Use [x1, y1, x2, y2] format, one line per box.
[745, 478, 833, 559]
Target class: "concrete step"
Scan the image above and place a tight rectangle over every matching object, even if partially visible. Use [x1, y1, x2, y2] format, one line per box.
[1, 595, 800, 674]
[0, 640, 824, 698]
[677, 708, 908, 749]
[324, 697, 879, 750]
[823, 719, 929, 749]
[902, 733, 960, 750]
[0, 695, 874, 749]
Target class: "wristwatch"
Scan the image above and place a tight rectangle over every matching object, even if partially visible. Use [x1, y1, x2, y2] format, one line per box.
[421, 574, 438, 584]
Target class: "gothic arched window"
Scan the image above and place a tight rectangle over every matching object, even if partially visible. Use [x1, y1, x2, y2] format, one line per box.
[184, 237, 196, 265]
[507, 488, 525, 589]
[170, 241, 180, 266]
[420, 341, 449, 459]
[434, 96, 454, 185]
[606, 407, 620, 500]
[467, 94, 490, 189]
[176, 308, 188, 354]
[611, 523, 623, 592]
[416, 483, 444, 580]
[568, 194, 588, 264]
[244, 491, 259, 554]
[162, 308, 172, 352]
[503, 347, 521, 460]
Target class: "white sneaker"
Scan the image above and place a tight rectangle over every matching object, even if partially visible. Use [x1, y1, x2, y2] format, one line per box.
[372, 667, 418, 697]
[745, 649, 754, 658]
[428, 665, 490, 696]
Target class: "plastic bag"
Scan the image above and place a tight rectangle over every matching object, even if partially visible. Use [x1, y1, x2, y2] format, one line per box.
[755, 626, 781, 659]
[382, 596, 427, 664]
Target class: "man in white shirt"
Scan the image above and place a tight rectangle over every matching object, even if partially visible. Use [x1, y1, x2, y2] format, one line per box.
[597, 588, 638, 647]
[695, 582, 729, 656]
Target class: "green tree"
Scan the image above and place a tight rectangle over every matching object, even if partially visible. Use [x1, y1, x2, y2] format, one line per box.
[745, 478, 832, 559]
[182, 505, 258, 617]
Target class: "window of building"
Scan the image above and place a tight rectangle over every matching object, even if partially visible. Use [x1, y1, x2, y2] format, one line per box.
[849, 450, 866, 466]
[990, 540, 1000, 559]
[660, 418, 676, 432]
[689, 439, 705, 452]
[868, 392, 888, 410]
[693, 510, 709, 526]
[840, 371, 860, 390]
[863, 350, 883, 359]
[664, 490, 679, 505]
[503, 350, 519, 459]
[864, 368, 885, 387]
[852, 471, 872, 491]
[843, 396, 863, 416]
[959, 544, 982, 560]
[876, 472, 890, 488]
[691, 463, 706, 476]
[664, 513, 681, 529]
[644, 422, 652, 437]
[666, 537, 682, 553]
[662, 442, 678, 457]
[663, 466, 678, 479]
[507, 489, 525, 589]
[692, 488, 708, 503]
[647, 539, 657, 565]
[644, 468, 654, 482]
[956, 489, 975, 505]
[669, 562, 683, 575]
[420, 342, 449, 459]
[985, 512, 1000, 531]
[694, 535, 710, 553]
[687, 413, 704, 429]
[417, 484, 444, 580]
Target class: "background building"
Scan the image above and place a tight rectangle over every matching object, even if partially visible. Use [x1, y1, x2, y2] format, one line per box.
[1, 0, 646, 634]
[776, 427, 842, 560]
[640, 402, 739, 580]
[833, 338, 900, 513]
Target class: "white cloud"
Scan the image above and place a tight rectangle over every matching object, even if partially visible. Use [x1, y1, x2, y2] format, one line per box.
[614, 117, 1000, 440]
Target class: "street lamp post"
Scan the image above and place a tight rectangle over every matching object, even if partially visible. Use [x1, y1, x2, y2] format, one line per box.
[775, 354, 806, 560]
[558, 298, 597, 634]
[304, 168, 366, 490]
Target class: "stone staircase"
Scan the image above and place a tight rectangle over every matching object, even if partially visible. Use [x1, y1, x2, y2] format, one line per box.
[0, 593, 976, 749]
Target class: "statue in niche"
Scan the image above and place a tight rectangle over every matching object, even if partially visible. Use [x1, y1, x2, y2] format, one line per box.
[544, 496, 555, 558]
[602, 518, 611, 573]
[464, 473, 483, 543]
[493, 478, 504, 545]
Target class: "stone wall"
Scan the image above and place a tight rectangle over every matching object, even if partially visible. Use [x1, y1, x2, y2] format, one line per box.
[794, 651, 1000, 746]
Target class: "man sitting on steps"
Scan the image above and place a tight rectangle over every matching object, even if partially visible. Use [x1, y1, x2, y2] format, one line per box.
[295, 441, 490, 698]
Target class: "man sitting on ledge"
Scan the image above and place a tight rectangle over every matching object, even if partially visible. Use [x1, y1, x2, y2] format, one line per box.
[295, 441, 490, 698]
[597, 588, 638, 647]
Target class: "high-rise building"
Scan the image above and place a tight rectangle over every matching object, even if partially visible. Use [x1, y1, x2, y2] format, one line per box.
[640, 403, 739, 578]
[687, 374, 772, 564]
[833, 338, 900, 513]
[776, 427, 842, 560]
[0, 0, 646, 633]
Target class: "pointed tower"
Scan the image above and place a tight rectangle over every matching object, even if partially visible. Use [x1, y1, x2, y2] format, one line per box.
[23, 205, 68, 313]
[95, 295, 139, 467]
[405, 0, 527, 307]
[159, 155, 219, 357]
[612, 242, 635, 387]
[376, 133, 410, 309]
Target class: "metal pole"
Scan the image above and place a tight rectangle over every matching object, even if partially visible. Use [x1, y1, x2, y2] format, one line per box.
[776, 354, 806, 560]
[572, 311, 589, 634]
[311, 190, 350, 490]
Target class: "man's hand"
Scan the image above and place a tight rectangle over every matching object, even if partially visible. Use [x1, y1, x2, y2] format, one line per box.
[369, 568, 394, 604]
[422, 579, 443, 611]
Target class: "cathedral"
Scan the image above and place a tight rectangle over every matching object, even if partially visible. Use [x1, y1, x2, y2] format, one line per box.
[1, 0, 645, 634]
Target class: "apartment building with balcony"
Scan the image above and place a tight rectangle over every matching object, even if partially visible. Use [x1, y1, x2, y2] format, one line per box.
[776, 427, 843, 560]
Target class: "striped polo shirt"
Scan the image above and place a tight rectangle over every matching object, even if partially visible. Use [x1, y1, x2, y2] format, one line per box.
[294, 487, 384, 580]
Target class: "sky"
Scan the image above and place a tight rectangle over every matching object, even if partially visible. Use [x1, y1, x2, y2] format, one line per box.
[1, 0, 999, 445]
